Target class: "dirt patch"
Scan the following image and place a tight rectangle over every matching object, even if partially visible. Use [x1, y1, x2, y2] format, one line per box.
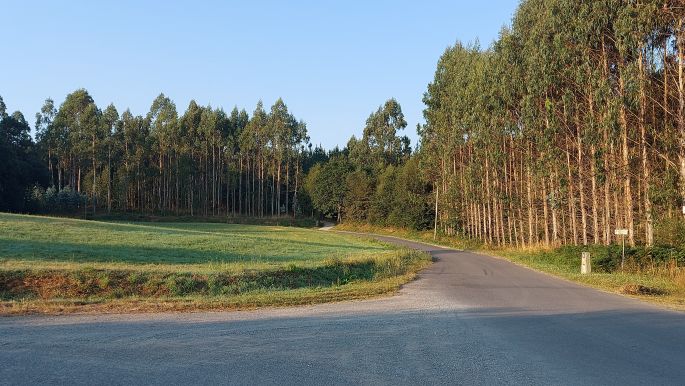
[620, 284, 666, 296]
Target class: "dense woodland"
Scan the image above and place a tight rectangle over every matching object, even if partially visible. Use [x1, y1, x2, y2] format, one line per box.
[314, 0, 685, 248]
[2, 0, 685, 249]
[1, 91, 327, 218]
[319, 0, 685, 249]
[417, 0, 685, 248]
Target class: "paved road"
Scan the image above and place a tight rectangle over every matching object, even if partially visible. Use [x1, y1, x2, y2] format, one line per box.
[2, 235, 685, 385]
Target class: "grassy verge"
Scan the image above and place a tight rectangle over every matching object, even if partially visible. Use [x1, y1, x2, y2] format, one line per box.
[0, 213, 430, 315]
[336, 223, 685, 310]
[1, 275, 417, 315]
[0, 249, 429, 315]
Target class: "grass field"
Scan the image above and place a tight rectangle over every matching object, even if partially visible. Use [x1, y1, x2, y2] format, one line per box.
[0, 213, 430, 314]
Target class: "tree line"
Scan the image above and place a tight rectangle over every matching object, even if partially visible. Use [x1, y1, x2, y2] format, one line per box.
[1, 90, 325, 217]
[418, 0, 685, 248]
[307, 0, 685, 249]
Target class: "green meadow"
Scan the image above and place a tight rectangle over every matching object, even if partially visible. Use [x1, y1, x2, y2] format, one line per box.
[0, 213, 429, 314]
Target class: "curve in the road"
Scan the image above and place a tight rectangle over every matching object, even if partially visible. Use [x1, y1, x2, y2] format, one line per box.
[1, 233, 684, 385]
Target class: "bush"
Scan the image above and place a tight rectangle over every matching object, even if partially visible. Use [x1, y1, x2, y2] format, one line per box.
[655, 217, 685, 249]
[44, 186, 57, 208]
[24, 185, 45, 213]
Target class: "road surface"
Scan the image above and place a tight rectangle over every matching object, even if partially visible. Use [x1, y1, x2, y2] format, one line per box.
[1, 234, 685, 385]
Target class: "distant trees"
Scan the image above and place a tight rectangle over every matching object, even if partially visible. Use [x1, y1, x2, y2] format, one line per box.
[305, 99, 430, 228]
[307, 155, 351, 222]
[0, 96, 46, 212]
[348, 98, 411, 171]
[11, 90, 313, 217]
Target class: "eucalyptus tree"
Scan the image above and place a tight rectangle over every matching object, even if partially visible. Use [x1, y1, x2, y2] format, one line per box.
[34, 98, 57, 186]
[102, 104, 119, 213]
[406, 0, 685, 248]
[147, 93, 178, 213]
[269, 98, 293, 215]
[350, 98, 410, 171]
[52, 89, 100, 195]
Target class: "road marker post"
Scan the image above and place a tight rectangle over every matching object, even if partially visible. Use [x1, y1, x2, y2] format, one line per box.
[581, 252, 591, 274]
[614, 229, 628, 270]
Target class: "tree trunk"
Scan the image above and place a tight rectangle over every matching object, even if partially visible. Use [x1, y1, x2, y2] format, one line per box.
[107, 146, 111, 214]
[619, 74, 635, 246]
[639, 49, 654, 246]
[527, 147, 534, 245]
[542, 176, 550, 246]
[566, 138, 578, 245]
[285, 160, 290, 216]
[434, 184, 439, 240]
[590, 144, 599, 244]
[293, 157, 299, 217]
[678, 19, 685, 219]
[577, 118, 588, 246]
[92, 135, 96, 215]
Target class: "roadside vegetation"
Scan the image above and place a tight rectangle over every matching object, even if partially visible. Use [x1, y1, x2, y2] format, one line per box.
[0, 213, 429, 314]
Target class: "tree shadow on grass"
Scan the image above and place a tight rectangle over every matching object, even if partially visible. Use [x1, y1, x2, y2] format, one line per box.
[0, 236, 385, 265]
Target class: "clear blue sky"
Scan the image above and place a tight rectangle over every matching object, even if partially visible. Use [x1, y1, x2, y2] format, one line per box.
[1, 0, 519, 149]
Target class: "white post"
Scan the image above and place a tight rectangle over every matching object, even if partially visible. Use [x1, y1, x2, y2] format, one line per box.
[581, 252, 591, 274]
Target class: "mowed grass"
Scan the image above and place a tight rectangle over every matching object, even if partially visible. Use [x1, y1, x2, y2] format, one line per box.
[0, 213, 430, 314]
[0, 213, 385, 265]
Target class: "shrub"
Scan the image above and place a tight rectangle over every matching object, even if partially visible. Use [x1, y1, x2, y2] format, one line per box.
[44, 186, 57, 209]
[655, 217, 685, 249]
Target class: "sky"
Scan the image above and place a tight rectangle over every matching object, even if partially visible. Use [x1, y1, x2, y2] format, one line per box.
[1, 0, 520, 149]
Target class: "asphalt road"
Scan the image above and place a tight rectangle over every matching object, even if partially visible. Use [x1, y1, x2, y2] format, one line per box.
[2, 234, 685, 385]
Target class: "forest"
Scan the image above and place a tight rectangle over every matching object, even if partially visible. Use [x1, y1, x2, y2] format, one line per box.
[321, 0, 685, 249]
[416, 0, 685, 248]
[2, 0, 685, 249]
[0, 91, 327, 219]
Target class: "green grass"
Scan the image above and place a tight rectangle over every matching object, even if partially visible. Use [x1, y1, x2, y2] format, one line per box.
[0, 213, 430, 314]
[0, 213, 387, 265]
[88, 212, 319, 228]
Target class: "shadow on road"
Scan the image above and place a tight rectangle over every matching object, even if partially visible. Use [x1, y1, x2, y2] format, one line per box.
[2, 306, 684, 385]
